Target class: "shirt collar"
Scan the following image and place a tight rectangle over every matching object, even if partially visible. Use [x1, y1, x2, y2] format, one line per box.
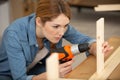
[28, 13, 37, 46]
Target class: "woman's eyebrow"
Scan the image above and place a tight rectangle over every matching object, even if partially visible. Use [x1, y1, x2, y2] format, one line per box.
[65, 23, 69, 26]
[53, 22, 69, 26]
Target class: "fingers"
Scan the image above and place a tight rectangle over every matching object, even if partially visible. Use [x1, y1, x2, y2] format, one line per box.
[103, 45, 113, 53]
[60, 60, 74, 68]
[102, 41, 114, 56]
[59, 60, 74, 77]
[59, 65, 72, 77]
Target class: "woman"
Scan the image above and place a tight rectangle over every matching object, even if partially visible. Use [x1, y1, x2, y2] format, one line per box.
[0, 0, 112, 80]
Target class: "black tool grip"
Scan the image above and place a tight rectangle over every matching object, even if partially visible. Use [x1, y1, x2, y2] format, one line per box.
[78, 43, 90, 52]
[49, 47, 70, 63]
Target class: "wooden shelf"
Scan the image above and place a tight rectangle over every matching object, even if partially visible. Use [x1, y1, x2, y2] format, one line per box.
[67, 0, 120, 10]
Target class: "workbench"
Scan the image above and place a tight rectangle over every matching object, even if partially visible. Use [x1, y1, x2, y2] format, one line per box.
[67, 0, 120, 8]
[67, 0, 120, 11]
[65, 36, 120, 79]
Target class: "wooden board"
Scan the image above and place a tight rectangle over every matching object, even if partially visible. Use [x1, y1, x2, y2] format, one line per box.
[46, 53, 59, 80]
[67, 0, 120, 8]
[96, 18, 104, 74]
[89, 46, 120, 79]
[94, 4, 120, 11]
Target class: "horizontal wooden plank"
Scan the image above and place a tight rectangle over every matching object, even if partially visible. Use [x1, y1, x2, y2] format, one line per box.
[89, 46, 120, 79]
[95, 4, 120, 11]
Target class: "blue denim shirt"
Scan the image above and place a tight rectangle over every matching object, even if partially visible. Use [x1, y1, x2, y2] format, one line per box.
[0, 14, 95, 80]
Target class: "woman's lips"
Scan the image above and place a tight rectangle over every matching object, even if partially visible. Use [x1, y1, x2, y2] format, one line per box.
[55, 37, 61, 40]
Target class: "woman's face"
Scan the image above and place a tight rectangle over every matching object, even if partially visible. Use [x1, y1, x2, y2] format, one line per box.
[38, 14, 70, 43]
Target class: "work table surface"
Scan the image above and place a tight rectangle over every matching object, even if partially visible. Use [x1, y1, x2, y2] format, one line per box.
[65, 36, 120, 79]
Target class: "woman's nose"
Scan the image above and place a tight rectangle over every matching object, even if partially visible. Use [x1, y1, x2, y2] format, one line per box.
[58, 28, 65, 36]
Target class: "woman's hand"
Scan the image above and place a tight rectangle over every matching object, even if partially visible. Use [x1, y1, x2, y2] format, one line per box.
[102, 41, 113, 56]
[59, 60, 74, 77]
[89, 41, 113, 56]
[32, 72, 47, 80]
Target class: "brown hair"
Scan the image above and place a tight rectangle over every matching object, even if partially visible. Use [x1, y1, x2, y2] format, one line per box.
[36, 0, 71, 24]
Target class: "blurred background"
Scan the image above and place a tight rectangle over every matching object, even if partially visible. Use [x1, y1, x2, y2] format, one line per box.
[0, 0, 120, 42]
[0, 0, 120, 69]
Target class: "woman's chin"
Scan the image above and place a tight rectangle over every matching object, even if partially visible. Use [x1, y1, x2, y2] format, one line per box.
[51, 40, 60, 44]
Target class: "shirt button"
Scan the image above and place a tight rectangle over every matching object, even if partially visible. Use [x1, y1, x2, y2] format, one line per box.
[38, 61, 42, 64]
[35, 44, 39, 47]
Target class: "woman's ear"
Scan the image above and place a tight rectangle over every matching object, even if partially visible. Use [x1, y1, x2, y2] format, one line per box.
[36, 17, 42, 26]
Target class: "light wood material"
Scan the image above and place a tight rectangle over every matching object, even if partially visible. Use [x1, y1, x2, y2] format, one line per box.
[89, 46, 120, 79]
[94, 4, 120, 11]
[46, 53, 59, 80]
[96, 18, 104, 74]
[65, 36, 120, 79]
[67, 0, 120, 8]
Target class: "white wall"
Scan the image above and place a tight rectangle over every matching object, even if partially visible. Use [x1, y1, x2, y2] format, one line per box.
[0, 1, 10, 40]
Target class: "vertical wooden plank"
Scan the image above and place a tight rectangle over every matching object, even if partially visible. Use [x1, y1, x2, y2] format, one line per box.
[46, 53, 59, 80]
[96, 18, 104, 74]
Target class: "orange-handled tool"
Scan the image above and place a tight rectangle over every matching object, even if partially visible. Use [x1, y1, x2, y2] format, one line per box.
[50, 43, 90, 63]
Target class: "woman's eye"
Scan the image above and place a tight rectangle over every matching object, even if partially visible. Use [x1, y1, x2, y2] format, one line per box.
[53, 26, 59, 28]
